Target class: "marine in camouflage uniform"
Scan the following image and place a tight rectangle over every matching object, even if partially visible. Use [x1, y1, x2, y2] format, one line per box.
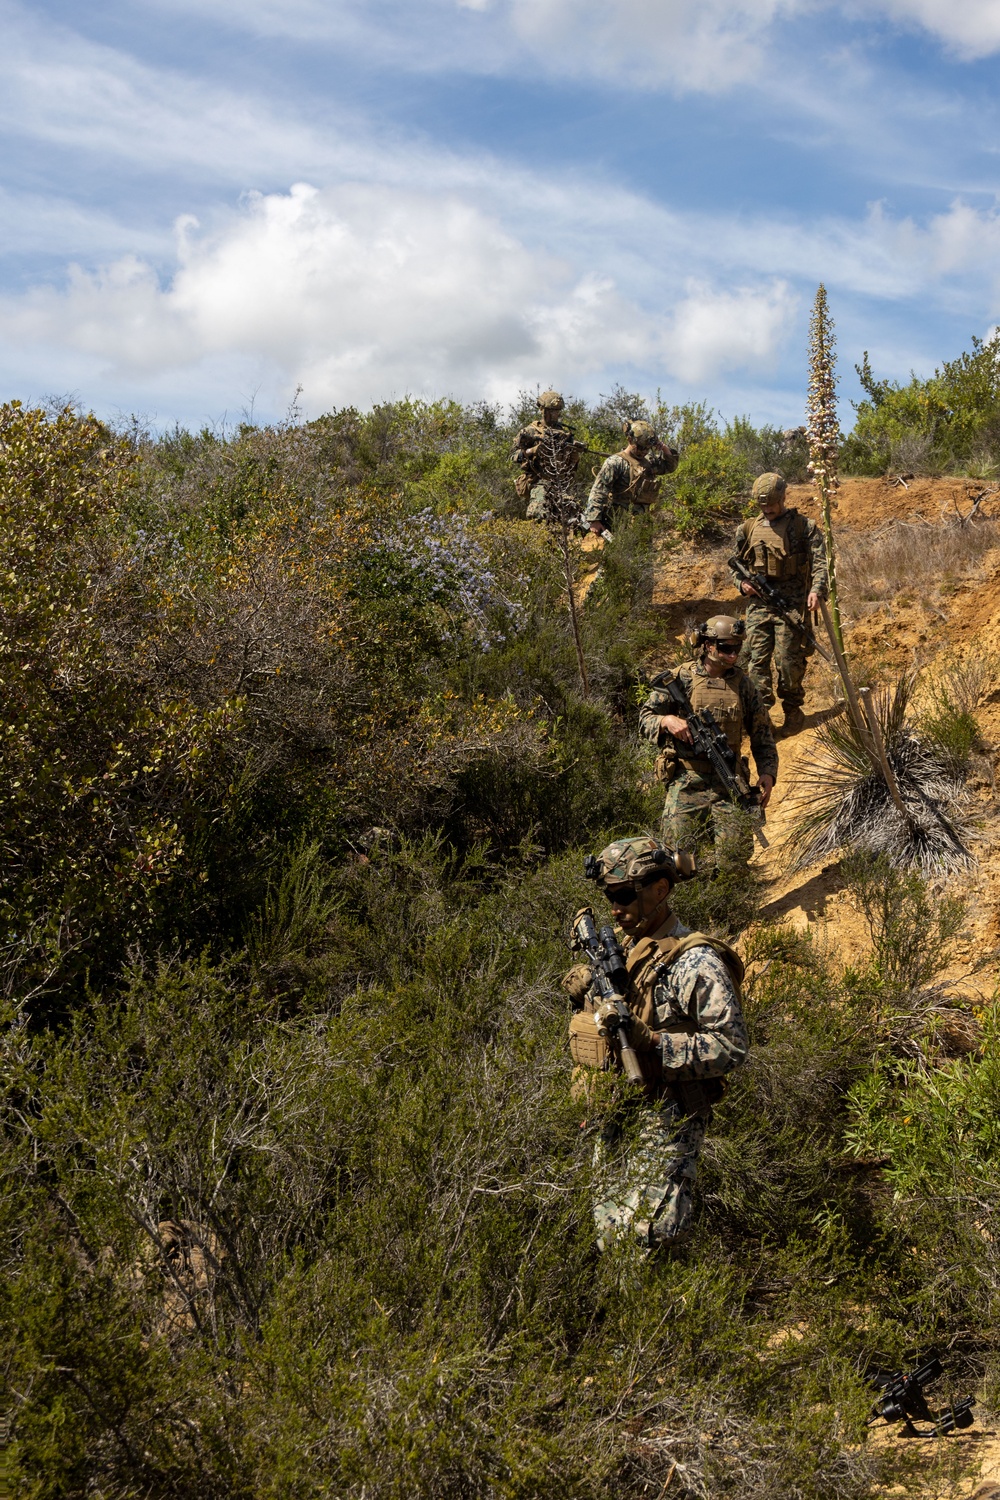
[511, 390, 584, 522]
[730, 471, 827, 733]
[563, 836, 748, 1251]
[638, 617, 778, 867]
[582, 420, 678, 534]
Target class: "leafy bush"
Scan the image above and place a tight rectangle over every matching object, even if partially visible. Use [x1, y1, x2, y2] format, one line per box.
[664, 435, 752, 537]
[844, 335, 1000, 475]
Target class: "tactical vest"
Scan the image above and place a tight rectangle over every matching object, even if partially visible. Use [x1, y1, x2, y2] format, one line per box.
[567, 925, 744, 1112]
[743, 509, 810, 584]
[621, 451, 661, 507]
[676, 667, 744, 777]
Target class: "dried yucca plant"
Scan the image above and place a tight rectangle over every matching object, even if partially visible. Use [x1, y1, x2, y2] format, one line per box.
[786, 675, 973, 873]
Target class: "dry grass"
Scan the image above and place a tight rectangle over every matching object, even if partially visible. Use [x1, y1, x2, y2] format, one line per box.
[838, 515, 1000, 611]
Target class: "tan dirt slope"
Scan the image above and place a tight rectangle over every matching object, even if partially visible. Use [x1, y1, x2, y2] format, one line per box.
[649, 477, 1000, 1498]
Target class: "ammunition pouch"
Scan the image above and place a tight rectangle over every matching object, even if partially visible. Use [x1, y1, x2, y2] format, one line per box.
[568, 1011, 609, 1071]
[654, 749, 678, 786]
[753, 545, 806, 582]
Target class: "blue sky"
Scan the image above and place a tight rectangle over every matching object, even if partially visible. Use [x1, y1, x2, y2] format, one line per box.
[1, 0, 999, 429]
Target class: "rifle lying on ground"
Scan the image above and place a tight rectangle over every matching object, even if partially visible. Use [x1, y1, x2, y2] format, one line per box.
[662, 678, 769, 849]
[571, 906, 646, 1085]
[868, 1350, 976, 1438]
[728, 554, 833, 664]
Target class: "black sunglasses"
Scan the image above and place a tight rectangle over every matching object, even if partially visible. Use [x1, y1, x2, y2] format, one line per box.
[712, 640, 742, 654]
[604, 885, 641, 906]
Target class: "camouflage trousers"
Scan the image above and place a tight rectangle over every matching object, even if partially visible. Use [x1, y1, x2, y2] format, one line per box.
[593, 1100, 707, 1251]
[525, 482, 549, 521]
[744, 599, 810, 707]
[661, 772, 753, 869]
[526, 482, 582, 525]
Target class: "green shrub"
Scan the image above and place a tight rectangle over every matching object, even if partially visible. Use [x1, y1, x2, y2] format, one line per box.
[664, 435, 751, 537]
[841, 849, 964, 1006]
[844, 336, 1000, 475]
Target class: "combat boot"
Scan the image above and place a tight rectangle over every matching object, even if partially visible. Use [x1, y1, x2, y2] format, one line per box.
[780, 704, 805, 735]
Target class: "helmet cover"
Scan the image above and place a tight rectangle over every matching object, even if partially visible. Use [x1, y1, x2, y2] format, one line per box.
[702, 614, 746, 641]
[624, 419, 657, 449]
[751, 471, 787, 502]
[589, 835, 676, 888]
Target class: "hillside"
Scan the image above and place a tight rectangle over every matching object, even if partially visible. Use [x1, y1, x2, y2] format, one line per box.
[651, 475, 1000, 1498]
[3, 399, 1000, 1500]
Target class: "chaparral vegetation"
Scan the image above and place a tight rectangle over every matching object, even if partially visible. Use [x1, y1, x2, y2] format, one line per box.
[2, 358, 1000, 1498]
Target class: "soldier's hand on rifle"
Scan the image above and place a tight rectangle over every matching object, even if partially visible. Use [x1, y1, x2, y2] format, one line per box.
[661, 714, 693, 745]
[592, 1001, 619, 1038]
[807, 590, 819, 611]
[740, 581, 762, 598]
[757, 774, 775, 809]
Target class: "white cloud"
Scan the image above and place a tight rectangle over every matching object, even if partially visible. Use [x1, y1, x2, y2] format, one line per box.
[0, 181, 796, 412]
[0, 0, 350, 181]
[502, 0, 799, 91]
[667, 281, 798, 382]
[134, 0, 1000, 90]
[869, 0, 1000, 57]
[139, 0, 803, 91]
[730, 198, 1000, 305]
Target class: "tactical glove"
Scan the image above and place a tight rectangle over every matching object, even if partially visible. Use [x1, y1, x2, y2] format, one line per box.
[561, 964, 593, 1006]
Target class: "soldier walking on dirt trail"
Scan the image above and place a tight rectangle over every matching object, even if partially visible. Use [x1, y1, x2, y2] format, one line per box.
[583, 421, 679, 536]
[511, 390, 585, 522]
[563, 836, 748, 1252]
[730, 472, 827, 735]
[639, 617, 777, 868]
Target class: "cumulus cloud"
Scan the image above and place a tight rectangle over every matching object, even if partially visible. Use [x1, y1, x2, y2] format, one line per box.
[0, 181, 796, 412]
[667, 281, 797, 382]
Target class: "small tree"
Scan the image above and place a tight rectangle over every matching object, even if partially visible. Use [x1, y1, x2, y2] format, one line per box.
[536, 429, 589, 697]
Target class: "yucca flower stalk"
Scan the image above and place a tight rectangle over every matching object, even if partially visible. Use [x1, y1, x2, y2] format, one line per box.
[807, 285, 844, 653]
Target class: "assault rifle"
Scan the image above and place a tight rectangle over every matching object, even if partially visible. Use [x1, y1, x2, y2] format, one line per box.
[571, 906, 646, 1085]
[662, 678, 769, 849]
[869, 1351, 976, 1438]
[728, 554, 833, 665]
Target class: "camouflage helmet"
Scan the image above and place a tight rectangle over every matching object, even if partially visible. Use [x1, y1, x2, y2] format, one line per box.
[537, 389, 565, 412]
[703, 615, 745, 641]
[751, 471, 787, 502]
[690, 615, 746, 649]
[624, 419, 657, 449]
[586, 835, 677, 889]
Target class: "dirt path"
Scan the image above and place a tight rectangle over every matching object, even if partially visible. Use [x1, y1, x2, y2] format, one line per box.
[648, 478, 1000, 1497]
